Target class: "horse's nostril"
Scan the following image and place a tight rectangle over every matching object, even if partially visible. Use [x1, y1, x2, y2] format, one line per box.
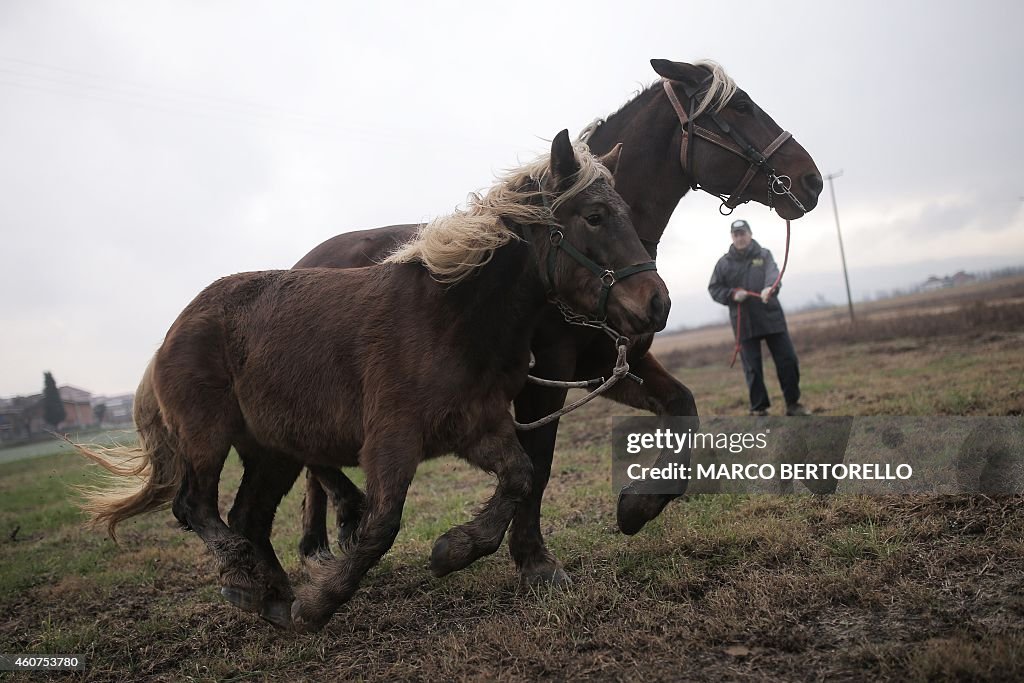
[649, 293, 671, 325]
[803, 172, 824, 195]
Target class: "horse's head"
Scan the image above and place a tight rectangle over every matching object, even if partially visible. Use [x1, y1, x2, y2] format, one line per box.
[651, 59, 822, 220]
[532, 130, 670, 335]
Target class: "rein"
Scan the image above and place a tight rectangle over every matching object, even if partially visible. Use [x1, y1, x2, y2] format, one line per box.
[661, 79, 806, 217]
[728, 219, 791, 368]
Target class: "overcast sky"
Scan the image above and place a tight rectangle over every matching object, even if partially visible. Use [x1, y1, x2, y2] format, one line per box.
[1, 1, 1022, 397]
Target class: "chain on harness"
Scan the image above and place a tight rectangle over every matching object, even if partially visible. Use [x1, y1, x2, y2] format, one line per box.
[513, 177, 655, 431]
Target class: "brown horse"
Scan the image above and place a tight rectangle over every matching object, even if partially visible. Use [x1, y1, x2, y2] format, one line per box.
[293, 59, 824, 583]
[78, 131, 668, 633]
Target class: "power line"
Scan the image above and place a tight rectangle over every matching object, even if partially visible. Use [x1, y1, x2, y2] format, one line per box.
[0, 54, 574, 168]
[0, 56, 346, 126]
[0, 56, 501, 149]
[0, 56, 439, 145]
[0, 76, 346, 139]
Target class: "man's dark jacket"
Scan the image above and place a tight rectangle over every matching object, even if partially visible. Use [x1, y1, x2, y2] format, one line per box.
[708, 239, 787, 340]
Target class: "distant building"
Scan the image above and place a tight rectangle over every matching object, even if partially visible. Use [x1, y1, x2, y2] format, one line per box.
[0, 385, 99, 441]
[951, 271, 976, 286]
[91, 393, 135, 425]
[0, 397, 33, 442]
[920, 271, 977, 291]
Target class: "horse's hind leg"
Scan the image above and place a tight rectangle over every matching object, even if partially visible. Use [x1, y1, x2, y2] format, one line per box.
[298, 466, 366, 560]
[291, 433, 418, 633]
[298, 471, 330, 559]
[430, 421, 533, 577]
[227, 446, 303, 628]
[172, 434, 266, 613]
[507, 344, 577, 587]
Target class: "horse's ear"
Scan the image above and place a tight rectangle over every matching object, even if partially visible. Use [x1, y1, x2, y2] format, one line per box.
[650, 59, 705, 87]
[549, 129, 580, 183]
[598, 143, 623, 177]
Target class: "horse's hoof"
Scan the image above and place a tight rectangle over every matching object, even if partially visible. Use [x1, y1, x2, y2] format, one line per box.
[430, 528, 489, 577]
[519, 564, 572, 589]
[290, 599, 329, 634]
[337, 521, 359, 548]
[260, 599, 293, 630]
[616, 488, 673, 536]
[299, 548, 335, 570]
[220, 586, 263, 613]
[429, 534, 456, 577]
[298, 535, 331, 562]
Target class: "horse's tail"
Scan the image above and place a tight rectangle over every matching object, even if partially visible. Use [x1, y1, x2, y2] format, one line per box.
[76, 357, 184, 539]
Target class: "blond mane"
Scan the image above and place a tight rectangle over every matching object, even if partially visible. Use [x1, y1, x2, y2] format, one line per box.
[385, 142, 612, 283]
[690, 59, 737, 118]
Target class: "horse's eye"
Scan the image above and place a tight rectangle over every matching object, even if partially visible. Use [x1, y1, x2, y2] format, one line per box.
[585, 214, 601, 226]
[734, 101, 752, 114]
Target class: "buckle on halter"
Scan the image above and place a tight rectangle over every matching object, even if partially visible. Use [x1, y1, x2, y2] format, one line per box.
[601, 270, 616, 286]
[549, 230, 564, 245]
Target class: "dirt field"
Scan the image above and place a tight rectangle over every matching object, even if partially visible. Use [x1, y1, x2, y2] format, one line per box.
[1, 279, 1022, 681]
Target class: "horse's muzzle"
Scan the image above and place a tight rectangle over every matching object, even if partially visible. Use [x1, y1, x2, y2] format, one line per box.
[647, 291, 671, 332]
[618, 289, 670, 335]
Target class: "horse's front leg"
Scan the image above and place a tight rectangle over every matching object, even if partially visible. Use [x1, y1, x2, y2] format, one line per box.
[595, 348, 698, 417]
[429, 420, 534, 577]
[598, 350, 700, 535]
[291, 432, 418, 634]
[506, 342, 578, 587]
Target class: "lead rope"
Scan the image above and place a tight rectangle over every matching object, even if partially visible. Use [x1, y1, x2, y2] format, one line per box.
[515, 338, 633, 431]
[729, 219, 791, 368]
[514, 304, 643, 431]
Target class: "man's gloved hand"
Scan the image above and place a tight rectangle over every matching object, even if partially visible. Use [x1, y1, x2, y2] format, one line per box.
[761, 286, 774, 303]
[732, 289, 748, 302]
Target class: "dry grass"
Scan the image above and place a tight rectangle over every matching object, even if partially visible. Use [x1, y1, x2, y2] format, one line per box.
[659, 299, 1024, 373]
[1, 281, 1023, 681]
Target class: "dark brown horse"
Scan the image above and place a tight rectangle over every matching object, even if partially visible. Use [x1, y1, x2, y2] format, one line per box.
[293, 59, 824, 584]
[78, 131, 668, 632]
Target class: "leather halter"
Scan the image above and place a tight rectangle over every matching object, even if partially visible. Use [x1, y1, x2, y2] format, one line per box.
[661, 78, 799, 215]
[542, 227, 658, 322]
[523, 178, 658, 323]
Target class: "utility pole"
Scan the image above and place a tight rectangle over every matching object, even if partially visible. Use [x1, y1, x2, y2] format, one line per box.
[825, 170, 855, 323]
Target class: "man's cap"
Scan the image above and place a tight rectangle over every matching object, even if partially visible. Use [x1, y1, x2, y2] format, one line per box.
[730, 219, 751, 233]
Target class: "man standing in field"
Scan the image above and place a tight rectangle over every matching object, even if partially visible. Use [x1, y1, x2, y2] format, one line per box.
[708, 219, 809, 416]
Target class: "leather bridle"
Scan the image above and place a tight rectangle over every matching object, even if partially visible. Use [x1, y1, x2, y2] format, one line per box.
[524, 178, 658, 324]
[661, 78, 806, 216]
